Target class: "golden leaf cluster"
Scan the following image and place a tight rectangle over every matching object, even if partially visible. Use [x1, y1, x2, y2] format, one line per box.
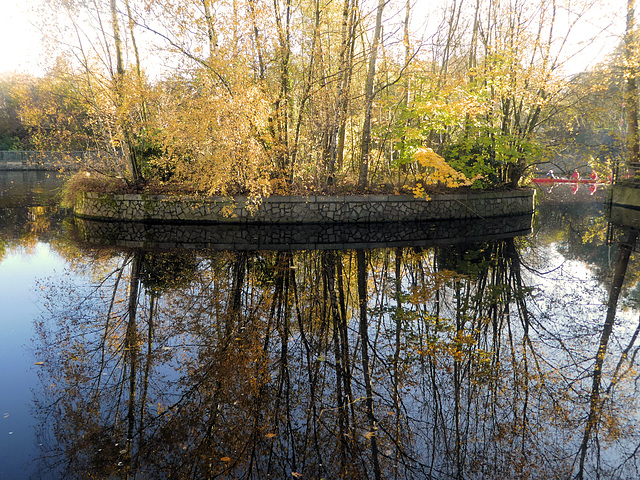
[412, 148, 473, 199]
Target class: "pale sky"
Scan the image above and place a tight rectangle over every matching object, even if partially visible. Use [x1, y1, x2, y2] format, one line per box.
[0, 0, 43, 76]
[0, 0, 629, 78]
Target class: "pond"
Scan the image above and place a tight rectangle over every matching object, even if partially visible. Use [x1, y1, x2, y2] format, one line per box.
[0, 171, 637, 479]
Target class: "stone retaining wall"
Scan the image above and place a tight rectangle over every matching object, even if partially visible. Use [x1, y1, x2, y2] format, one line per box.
[74, 190, 534, 224]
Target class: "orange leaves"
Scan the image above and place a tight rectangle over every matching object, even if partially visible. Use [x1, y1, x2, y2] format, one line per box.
[156, 74, 273, 198]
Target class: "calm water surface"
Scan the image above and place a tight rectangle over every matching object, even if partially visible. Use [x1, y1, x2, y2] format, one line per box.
[1, 171, 638, 479]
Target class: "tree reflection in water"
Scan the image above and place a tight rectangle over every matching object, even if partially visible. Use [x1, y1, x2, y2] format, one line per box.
[32, 236, 640, 479]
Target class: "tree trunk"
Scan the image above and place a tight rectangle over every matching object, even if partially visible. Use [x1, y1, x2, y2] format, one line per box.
[110, 0, 141, 182]
[202, 0, 218, 59]
[576, 231, 637, 479]
[124, 253, 142, 474]
[359, 0, 386, 189]
[272, 0, 292, 177]
[124, 0, 147, 124]
[323, 0, 357, 184]
[248, 0, 266, 79]
[626, 0, 640, 176]
[356, 250, 381, 479]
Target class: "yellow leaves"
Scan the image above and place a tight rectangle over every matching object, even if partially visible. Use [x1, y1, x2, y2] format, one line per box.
[220, 204, 236, 218]
[412, 148, 473, 198]
[417, 86, 488, 123]
[412, 183, 430, 201]
[270, 177, 290, 195]
[601, 414, 625, 443]
[405, 312, 498, 375]
[157, 72, 273, 198]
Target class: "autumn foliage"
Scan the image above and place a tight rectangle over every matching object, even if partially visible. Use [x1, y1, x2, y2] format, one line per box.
[0, 0, 630, 197]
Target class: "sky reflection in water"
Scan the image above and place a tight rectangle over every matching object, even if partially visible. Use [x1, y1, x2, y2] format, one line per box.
[3, 174, 640, 479]
[0, 243, 67, 479]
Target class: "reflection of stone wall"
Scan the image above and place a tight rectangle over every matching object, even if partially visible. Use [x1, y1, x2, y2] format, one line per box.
[75, 190, 535, 224]
[610, 185, 640, 209]
[610, 205, 640, 233]
[74, 214, 533, 251]
[608, 186, 640, 232]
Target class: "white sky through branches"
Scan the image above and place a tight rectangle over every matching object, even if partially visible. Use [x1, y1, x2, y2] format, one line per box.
[0, 0, 630, 77]
[0, 0, 43, 76]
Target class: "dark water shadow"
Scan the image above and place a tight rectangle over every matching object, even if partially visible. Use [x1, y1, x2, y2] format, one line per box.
[73, 213, 533, 251]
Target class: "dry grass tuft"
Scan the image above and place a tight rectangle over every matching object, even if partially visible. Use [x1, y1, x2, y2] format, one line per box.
[61, 172, 128, 208]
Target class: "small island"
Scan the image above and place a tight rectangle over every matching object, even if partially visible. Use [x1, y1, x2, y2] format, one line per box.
[64, 148, 534, 224]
